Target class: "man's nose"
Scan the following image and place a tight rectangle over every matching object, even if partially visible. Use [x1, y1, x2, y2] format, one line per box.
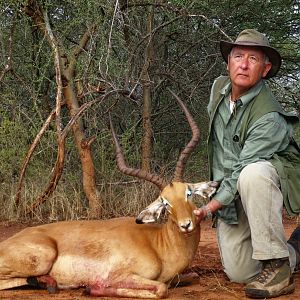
[240, 57, 250, 68]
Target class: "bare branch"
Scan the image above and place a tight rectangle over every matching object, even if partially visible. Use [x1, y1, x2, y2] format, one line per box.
[106, 0, 120, 75]
[26, 138, 66, 215]
[43, 9, 63, 136]
[15, 109, 57, 205]
[24, 89, 129, 213]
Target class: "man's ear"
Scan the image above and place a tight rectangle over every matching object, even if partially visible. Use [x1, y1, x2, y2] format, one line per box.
[262, 62, 272, 78]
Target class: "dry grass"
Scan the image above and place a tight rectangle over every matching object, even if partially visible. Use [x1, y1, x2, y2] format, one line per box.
[0, 177, 160, 223]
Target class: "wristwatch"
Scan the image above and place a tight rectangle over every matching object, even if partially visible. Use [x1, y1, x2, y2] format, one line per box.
[202, 205, 213, 220]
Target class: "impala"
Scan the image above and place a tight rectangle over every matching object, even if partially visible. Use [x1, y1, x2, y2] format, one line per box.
[0, 92, 217, 298]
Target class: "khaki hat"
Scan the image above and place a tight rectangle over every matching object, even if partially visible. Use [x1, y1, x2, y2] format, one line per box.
[220, 29, 282, 79]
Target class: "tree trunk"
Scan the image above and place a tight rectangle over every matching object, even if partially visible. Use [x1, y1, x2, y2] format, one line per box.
[141, 3, 155, 172]
[23, 1, 102, 218]
[63, 82, 101, 218]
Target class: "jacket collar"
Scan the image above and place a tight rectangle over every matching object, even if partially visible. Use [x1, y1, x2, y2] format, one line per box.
[220, 79, 265, 107]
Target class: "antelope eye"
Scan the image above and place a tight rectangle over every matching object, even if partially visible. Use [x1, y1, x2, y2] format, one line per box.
[186, 190, 192, 197]
[161, 198, 168, 206]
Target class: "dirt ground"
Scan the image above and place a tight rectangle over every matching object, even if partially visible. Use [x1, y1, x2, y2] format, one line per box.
[0, 216, 299, 300]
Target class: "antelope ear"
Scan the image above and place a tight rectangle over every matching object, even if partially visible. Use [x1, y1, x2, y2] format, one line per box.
[190, 181, 219, 198]
[136, 198, 168, 224]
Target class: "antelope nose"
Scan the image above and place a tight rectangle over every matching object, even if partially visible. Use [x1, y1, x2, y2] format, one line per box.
[180, 220, 192, 231]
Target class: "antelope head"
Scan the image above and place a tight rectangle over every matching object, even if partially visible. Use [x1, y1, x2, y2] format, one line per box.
[110, 90, 218, 233]
[135, 181, 217, 233]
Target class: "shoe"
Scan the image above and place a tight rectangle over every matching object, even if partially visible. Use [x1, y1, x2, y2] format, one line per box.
[244, 258, 295, 298]
[287, 226, 300, 272]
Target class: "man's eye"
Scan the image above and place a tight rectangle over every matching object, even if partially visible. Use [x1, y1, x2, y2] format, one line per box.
[249, 56, 259, 64]
[233, 54, 243, 61]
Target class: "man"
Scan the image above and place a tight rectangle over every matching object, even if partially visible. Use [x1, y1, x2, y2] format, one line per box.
[194, 29, 300, 298]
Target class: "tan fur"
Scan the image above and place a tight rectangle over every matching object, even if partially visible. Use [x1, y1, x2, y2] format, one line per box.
[0, 181, 216, 298]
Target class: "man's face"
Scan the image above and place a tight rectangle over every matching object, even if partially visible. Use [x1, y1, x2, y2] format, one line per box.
[227, 46, 272, 94]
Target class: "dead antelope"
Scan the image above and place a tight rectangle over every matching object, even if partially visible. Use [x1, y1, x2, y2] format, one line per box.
[0, 92, 217, 298]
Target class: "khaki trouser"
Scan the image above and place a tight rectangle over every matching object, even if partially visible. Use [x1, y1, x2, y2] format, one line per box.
[217, 161, 297, 283]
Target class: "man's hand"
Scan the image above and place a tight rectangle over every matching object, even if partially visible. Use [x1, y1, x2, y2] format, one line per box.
[193, 206, 209, 223]
[194, 199, 222, 223]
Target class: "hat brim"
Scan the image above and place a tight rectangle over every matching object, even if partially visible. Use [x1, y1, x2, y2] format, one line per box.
[220, 40, 282, 79]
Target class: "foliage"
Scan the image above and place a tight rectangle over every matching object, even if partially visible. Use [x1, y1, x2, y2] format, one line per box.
[0, 0, 299, 221]
[0, 115, 30, 181]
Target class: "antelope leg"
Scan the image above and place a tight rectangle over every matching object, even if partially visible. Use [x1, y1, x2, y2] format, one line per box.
[0, 233, 57, 291]
[0, 278, 28, 290]
[86, 274, 168, 299]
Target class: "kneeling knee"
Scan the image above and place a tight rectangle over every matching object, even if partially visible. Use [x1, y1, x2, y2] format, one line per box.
[238, 162, 276, 187]
[240, 163, 262, 181]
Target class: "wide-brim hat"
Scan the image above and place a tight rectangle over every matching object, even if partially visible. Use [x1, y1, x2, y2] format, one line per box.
[220, 29, 282, 79]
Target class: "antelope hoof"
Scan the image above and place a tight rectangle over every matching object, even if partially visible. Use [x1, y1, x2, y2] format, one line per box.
[83, 286, 91, 296]
[47, 285, 58, 294]
[27, 275, 58, 293]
